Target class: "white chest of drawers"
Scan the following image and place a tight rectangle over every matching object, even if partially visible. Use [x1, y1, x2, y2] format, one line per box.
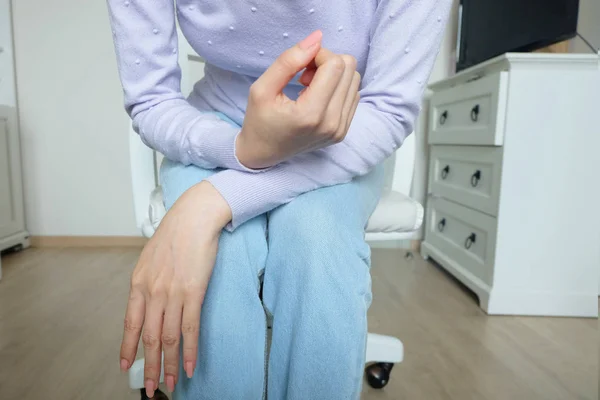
[421, 53, 600, 317]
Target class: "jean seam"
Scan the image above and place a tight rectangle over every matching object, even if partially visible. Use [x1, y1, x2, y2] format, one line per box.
[259, 268, 271, 400]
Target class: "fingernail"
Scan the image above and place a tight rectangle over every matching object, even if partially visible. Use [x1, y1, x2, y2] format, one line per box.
[119, 359, 128, 371]
[298, 30, 322, 50]
[185, 361, 194, 378]
[145, 379, 155, 398]
[166, 374, 175, 392]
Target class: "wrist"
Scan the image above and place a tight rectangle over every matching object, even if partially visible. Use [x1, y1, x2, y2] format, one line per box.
[236, 129, 277, 169]
[235, 130, 261, 169]
[185, 181, 232, 231]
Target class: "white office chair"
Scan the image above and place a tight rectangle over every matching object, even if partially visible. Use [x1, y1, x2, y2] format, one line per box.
[127, 129, 423, 396]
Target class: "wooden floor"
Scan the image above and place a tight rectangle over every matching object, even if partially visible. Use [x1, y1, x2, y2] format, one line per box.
[0, 247, 597, 400]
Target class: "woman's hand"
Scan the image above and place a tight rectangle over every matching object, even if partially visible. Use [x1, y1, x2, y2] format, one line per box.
[119, 181, 231, 397]
[236, 30, 361, 169]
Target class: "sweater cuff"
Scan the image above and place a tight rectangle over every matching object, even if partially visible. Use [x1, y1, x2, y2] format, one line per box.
[187, 122, 262, 173]
[206, 166, 306, 231]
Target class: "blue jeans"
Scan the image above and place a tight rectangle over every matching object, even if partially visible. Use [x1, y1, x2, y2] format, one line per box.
[161, 113, 384, 400]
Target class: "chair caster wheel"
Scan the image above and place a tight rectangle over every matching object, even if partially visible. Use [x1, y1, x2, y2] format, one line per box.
[365, 362, 394, 389]
[140, 388, 169, 400]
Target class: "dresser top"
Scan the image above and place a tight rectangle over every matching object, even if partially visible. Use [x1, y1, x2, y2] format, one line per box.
[429, 52, 600, 92]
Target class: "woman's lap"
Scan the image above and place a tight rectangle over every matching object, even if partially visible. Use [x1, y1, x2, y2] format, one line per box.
[160, 111, 385, 398]
[162, 156, 384, 399]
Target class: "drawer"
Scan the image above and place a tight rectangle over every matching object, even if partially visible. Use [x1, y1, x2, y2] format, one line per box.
[429, 72, 508, 146]
[425, 197, 497, 285]
[429, 146, 502, 216]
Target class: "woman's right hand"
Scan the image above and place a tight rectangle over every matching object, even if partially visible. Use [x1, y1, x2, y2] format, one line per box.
[120, 181, 231, 397]
[236, 30, 361, 169]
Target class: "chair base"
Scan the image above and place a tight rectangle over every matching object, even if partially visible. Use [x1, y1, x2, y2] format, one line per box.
[129, 332, 403, 390]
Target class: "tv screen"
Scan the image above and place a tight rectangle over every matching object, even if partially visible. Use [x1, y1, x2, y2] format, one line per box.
[456, 0, 580, 72]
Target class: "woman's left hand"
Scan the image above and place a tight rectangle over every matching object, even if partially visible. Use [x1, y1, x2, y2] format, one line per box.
[119, 181, 231, 397]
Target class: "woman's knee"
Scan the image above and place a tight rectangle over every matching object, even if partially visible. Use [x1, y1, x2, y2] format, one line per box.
[268, 186, 370, 261]
[266, 189, 373, 304]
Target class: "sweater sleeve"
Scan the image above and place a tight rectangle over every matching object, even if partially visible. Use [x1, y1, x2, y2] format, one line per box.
[206, 0, 452, 230]
[106, 0, 256, 171]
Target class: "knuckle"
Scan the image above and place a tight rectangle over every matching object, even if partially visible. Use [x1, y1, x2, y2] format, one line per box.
[181, 322, 199, 335]
[328, 55, 346, 73]
[276, 54, 298, 73]
[163, 360, 179, 375]
[334, 131, 346, 143]
[161, 333, 180, 347]
[342, 55, 357, 70]
[142, 333, 160, 350]
[149, 283, 166, 298]
[144, 365, 159, 377]
[298, 111, 322, 130]
[249, 83, 266, 102]
[123, 318, 141, 333]
[322, 119, 339, 136]
[130, 272, 143, 290]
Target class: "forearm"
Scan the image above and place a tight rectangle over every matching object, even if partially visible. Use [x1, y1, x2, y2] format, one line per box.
[133, 98, 254, 171]
[108, 0, 257, 172]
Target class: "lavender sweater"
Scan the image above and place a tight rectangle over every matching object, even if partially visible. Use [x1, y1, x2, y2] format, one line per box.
[107, 0, 451, 230]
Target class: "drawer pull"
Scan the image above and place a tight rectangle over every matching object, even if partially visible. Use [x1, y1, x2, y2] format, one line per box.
[470, 170, 481, 187]
[464, 233, 476, 249]
[441, 165, 450, 179]
[437, 218, 446, 232]
[470, 104, 480, 122]
[439, 110, 448, 125]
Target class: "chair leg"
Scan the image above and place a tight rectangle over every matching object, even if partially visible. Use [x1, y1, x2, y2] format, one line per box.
[364, 333, 403, 389]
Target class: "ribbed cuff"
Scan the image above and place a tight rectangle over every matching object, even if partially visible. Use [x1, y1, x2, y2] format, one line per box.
[206, 166, 309, 231]
[185, 113, 266, 173]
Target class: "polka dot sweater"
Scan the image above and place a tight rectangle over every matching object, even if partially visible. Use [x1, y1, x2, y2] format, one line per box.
[107, 0, 452, 230]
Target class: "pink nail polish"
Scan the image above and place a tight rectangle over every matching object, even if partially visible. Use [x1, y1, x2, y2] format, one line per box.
[166, 374, 175, 392]
[145, 379, 155, 398]
[298, 30, 322, 50]
[120, 359, 128, 371]
[185, 361, 194, 378]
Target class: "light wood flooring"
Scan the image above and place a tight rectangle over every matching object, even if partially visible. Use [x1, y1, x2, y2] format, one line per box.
[0, 247, 597, 399]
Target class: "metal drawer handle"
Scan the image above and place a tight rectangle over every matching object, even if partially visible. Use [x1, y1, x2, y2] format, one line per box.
[465, 233, 476, 249]
[441, 165, 450, 179]
[470, 170, 481, 187]
[437, 218, 446, 232]
[470, 104, 480, 122]
[439, 110, 448, 125]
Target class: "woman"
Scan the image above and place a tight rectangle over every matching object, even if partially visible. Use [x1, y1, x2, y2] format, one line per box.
[107, 1, 450, 398]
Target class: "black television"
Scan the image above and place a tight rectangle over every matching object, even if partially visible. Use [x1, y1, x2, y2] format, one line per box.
[456, 0, 580, 72]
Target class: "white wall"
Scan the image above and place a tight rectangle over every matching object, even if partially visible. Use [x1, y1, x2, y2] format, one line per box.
[0, 0, 16, 108]
[11, 0, 138, 236]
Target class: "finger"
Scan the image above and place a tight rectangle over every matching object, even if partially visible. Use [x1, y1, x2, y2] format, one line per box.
[300, 50, 346, 111]
[120, 285, 145, 371]
[181, 290, 203, 379]
[162, 294, 183, 393]
[326, 55, 357, 130]
[299, 67, 317, 87]
[142, 297, 166, 398]
[340, 72, 362, 134]
[252, 30, 322, 99]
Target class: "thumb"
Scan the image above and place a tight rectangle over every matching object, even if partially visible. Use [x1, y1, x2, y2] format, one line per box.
[253, 30, 322, 98]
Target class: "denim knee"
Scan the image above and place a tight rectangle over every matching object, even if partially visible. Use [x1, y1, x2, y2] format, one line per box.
[266, 191, 373, 305]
